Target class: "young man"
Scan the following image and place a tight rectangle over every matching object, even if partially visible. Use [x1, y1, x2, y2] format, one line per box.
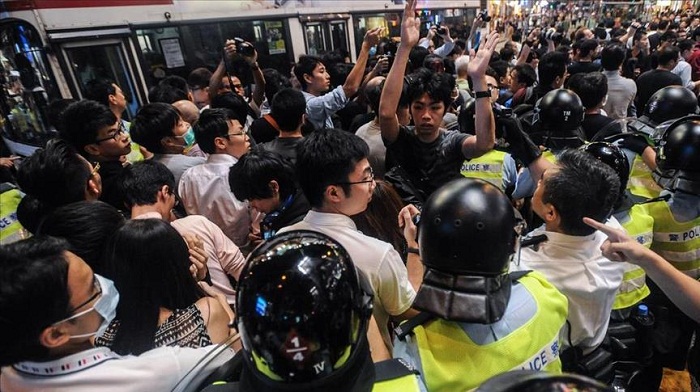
[524, 51, 568, 106]
[59, 100, 130, 210]
[295, 27, 381, 129]
[259, 88, 306, 165]
[567, 72, 616, 140]
[601, 43, 637, 120]
[178, 108, 253, 248]
[120, 160, 246, 305]
[130, 102, 206, 185]
[278, 129, 419, 351]
[636, 46, 683, 115]
[378, 0, 497, 200]
[0, 237, 233, 391]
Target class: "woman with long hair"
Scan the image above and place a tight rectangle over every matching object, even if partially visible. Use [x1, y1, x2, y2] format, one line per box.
[97, 218, 231, 355]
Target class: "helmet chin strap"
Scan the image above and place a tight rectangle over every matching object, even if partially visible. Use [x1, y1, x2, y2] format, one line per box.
[653, 169, 700, 196]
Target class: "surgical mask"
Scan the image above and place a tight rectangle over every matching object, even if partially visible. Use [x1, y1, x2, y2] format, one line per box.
[53, 274, 120, 339]
[182, 127, 196, 148]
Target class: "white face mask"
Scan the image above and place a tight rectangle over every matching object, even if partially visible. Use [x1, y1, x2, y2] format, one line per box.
[53, 274, 120, 339]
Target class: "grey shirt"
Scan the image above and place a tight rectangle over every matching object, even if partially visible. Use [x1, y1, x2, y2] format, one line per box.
[603, 70, 637, 120]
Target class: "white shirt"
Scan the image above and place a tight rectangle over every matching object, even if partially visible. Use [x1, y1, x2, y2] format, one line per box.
[179, 154, 252, 248]
[1, 345, 233, 392]
[672, 58, 695, 90]
[511, 219, 626, 354]
[279, 210, 417, 349]
[154, 153, 206, 187]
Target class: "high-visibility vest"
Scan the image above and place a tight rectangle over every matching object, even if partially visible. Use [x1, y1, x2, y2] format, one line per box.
[612, 204, 653, 310]
[372, 359, 422, 392]
[0, 184, 26, 244]
[410, 271, 567, 392]
[627, 155, 662, 199]
[648, 201, 700, 279]
[461, 150, 507, 192]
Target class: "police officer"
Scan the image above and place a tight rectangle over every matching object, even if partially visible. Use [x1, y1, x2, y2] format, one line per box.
[393, 178, 568, 391]
[636, 115, 700, 391]
[233, 230, 423, 392]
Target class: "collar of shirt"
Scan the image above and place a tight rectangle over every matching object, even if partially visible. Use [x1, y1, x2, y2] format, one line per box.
[13, 347, 117, 377]
[133, 211, 163, 220]
[303, 210, 358, 231]
[206, 153, 239, 165]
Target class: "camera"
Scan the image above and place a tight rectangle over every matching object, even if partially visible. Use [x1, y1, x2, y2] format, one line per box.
[234, 37, 255, 57]
[478, 11, 492, 22]
[437, 25, 447, 35]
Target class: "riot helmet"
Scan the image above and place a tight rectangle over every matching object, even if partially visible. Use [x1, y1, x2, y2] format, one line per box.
[581, 142, 630, 204]
[236, 230, 374, 390]
[414, 178, 523, 323]
[643, 86, 699, 125]
[529, 89, 586, 150]
[477, 370, 614, 392]
[654, 115, 700, 195]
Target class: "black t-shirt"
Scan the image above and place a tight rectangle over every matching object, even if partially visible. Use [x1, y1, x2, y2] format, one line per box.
[635, 69, 683, 114]
[250, 116, 278, 144]
[581, 113, 615, 140]
[99, 160, 126, 211]
[261, 137, 303, 166]
[385, 126, 468, 197]
[567, 61, 602, 76]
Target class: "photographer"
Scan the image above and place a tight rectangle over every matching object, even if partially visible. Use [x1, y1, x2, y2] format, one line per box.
[209, 38, 266, 119]
[418, 24, 455, 58]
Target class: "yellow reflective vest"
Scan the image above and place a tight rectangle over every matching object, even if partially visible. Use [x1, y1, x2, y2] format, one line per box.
[648, 201, 700, 279]
[461, 150, 507, 192]
[407, 271, 567, 392]
[627, 155, 662, 199]
[0, 184, 26, 245]
[612, 204, 653, 310]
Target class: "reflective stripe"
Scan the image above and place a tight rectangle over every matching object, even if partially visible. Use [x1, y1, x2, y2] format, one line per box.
[628, 155, 662, 199]
[614, 204, 653, 309]
[461, 150, 507, 191]
[372, 374, 422, 392]
[648, 201, 700, 279]
[513, 334, 560, 372]
[0, 188, 25, 245]
[654, 226, 700, 243]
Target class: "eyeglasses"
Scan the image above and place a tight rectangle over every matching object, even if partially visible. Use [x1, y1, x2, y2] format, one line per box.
[70, 276, 102, 314]
[335, 167, 375, 186]
[94, 123, 126, 144]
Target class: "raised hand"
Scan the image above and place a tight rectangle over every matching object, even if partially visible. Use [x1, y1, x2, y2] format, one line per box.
[400, 0, 421, 48]
[364, 27, 383, 48]
[468, 30, 500, 79]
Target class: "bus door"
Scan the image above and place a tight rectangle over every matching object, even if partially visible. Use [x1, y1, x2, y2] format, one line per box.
[301, 17, 350, 58]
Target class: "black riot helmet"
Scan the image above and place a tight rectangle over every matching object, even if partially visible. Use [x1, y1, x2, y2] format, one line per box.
[477, 370, 614, 392]
[236, 230, 374, 389]
[643, 86, 699, 125]
[654, 115, 700, 195]
[414, 178, 523, 323]
[581, 142, 630, 204]
[533, 89, 585, 132]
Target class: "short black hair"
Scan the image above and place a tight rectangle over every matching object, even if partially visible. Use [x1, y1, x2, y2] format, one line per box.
[0, 236, 71, 365]
[576, 39, 599, 58]
[270, 88, 306, 132]
[159, 75, 189, 93]
[513, 63, 537, 87]
[210, 92, 248, 126]
[84, 79, 116, 107]
[489, 60, 510, 81]
[263, 68, 292, 104]
[59, 100, 117, 157]
[538, 51, 568, 88]
[657, 46, 680, 67]
[659, 20, 670, 30]
[567, 72, 608, 109]
[678, 38, 695, 53]
[37, 201, 125, 274]
[118, 160, 176, 208]
[601, 43, 627, 71]
[47, 98, 78, 133]
[148, 84, 189, 104]
[16, 139, 92, 233]
[130, 103, 181, 154]
[542, 149, 620, 236]
[194, 108, 242, 154]
[187, 67, 212, 90]
[294, 55, 324, 90]
[296, 129, 369, 208]
[229, 146, 296, 201]
[406, 68, 455, 109]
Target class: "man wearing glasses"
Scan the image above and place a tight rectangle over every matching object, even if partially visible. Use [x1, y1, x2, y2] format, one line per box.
[279, 129, 421, 353]
[178, 108, 254, 250]
[0, 236, 233, 391]
[60, 100, 130, 211]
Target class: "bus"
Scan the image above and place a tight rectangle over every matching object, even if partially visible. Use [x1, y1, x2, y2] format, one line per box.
[0, 0, 481, 155]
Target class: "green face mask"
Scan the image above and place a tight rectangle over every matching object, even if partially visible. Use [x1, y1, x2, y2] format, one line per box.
[182, 127, 196, 147]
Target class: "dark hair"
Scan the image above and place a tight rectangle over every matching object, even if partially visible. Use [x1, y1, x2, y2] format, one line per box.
[229, 147, 296, 201]
[130, 103, 181, 154]
[678, 38, 695, 53]
[296, 129, 369, 208]
[632, 30, 647, 45]
[660, 20, 670, 30]
[329, 62, 352, 88]
[47, 98, 78, 133]
[103, 219, 203, 355]
[16, 139, 92, 233]
[538, 51, 568, 88]
[119, 160, 175, 208]
[194, 108, 242, 154]
[262, 68, 292, 104]
[467, 67, 500, 91]
[658, 46, 680, 67]
[576, 39, 599, 58]
[364, 78, 384, 115]
[159, 75, 189, 92]
[84, 79, 116, 107]
[489, 60, 510, 81]
[294, 55, 324, 90]
[351, 180, 406, 259]
[601, 43, 627, 71]
[512, 63, 537, 87]
[37, 201, 125, 274]
[210, 92, 249, 127]
[408, 46, 430, 73]
[270, 88, 306, 132]
[659, 30, 678, 44]
[148, 84, 189, 104]
[567, 72, 608, 109]
[500, 46, 516, 62]
[0, 236, 71, 365]
[59, 100, 117, 156]
[542, 149, 619, 236]
[406, 68, 455, 109]
[188, 68, 212, 90]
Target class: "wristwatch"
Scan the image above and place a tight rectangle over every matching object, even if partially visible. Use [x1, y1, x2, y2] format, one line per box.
[474, 90, 491, 99]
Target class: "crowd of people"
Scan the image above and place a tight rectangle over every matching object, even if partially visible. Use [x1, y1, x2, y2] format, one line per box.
[3, 0, 700, 390]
